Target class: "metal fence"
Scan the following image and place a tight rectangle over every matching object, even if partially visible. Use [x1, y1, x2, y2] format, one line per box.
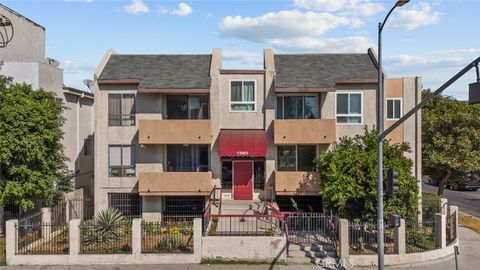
[406, 218, 436, 253]
[141, 222, 194, 253]
[79, 221, 132, 254]
[285, 213, 338, 246]
[204, 215, 284, 236]
[348, 222, 395, 255]
[446, 208, 457, 245]
[16, 223, 69, 254]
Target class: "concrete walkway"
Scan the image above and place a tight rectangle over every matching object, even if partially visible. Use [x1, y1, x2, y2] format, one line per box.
[1, 226, 478, 270]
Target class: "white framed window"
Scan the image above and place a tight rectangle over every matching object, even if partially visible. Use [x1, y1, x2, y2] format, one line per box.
[387, 98, 402, 120]
[336, 92, 363, 124]
[230, 80, 255, 111]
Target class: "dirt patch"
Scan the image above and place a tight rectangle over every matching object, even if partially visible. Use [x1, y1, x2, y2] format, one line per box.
[459, 212, 480, 234]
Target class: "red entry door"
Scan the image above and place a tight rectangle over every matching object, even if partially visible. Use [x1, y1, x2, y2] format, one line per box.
[233, 161, 253, 200]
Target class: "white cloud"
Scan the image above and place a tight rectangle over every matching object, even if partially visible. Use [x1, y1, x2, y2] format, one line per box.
[293, 0, 385, 17]
[123, 0, 149, 14]
[219, 10, 371, 52]
[159, 2, 193, 17]
[389, 2, 441, 30]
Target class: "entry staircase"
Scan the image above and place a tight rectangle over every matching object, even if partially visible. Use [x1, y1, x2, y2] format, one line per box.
[203, 186, 339, 265]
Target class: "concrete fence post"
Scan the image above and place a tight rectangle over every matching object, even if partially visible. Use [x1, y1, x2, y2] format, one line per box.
[5, 219, 18, 265]
[440, 198, 448, 216]
[132, 218, 142, 256]
[435, 213, 446, 249]
[193, 218, 202, 262]
[41, 207, 52, 238]
[338, 219, 349, 260]
[69, 219, 80, 256]
[65, 201, 70, 223]
[394, 219, 406, 254]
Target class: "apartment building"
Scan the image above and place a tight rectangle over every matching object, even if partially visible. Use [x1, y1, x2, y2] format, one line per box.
[93, 48, 421, 220]
[0, 4, 95, 198]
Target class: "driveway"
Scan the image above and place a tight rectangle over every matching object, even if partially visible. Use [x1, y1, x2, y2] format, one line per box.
[423, 181, 480, 217]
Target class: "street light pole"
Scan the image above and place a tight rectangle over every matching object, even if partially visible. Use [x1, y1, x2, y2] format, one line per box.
[377, 1, 409, 270]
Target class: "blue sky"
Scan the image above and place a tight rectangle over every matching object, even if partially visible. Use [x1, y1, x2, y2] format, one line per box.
[3, 0, 480, 99]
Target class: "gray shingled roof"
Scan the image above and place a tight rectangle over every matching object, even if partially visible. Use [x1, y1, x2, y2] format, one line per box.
[274, 54, 377, 88]
[99, 54, 212, 89]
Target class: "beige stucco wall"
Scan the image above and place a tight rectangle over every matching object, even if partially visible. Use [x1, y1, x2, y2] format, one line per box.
[0, 5, 45, 62]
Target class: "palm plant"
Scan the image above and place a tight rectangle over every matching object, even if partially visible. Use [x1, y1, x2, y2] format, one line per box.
[83, 208, 126, 246]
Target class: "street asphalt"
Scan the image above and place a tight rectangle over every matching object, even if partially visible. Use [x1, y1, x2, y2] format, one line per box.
[422, 181, 480, 217]
[1, 226, 479, 270]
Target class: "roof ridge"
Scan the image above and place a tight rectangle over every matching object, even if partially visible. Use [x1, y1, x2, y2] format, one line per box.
[0, 4, 45, 30]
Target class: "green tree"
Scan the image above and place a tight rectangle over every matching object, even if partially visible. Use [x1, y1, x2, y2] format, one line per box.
[0, 75, 72, 211]
[315, 128, 419, 222]
[422, 89, 480, 195]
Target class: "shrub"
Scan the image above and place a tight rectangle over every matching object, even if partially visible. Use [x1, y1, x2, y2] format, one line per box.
[156, 235, 182, 252]
[82, 208, 126, 247]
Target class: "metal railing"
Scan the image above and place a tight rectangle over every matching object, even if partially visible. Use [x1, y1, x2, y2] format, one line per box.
[79, 222, 132, 254]
[446, 208, 457, 246]
[348, 222, 395, 255]
[141, 221, 194, 253]
[204, 214, 284, 237]
[406, 218, 436, 253]
[284, 212, 338, 246]
[16, 223, 69, 254]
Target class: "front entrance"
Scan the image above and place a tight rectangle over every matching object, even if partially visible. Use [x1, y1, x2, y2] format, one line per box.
[233, 161, 253, 200]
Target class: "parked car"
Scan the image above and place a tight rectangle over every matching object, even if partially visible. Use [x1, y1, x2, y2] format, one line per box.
[447, 173, 480, 191]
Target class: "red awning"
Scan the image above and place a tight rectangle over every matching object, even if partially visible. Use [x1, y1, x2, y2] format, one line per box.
[218, 130, 267, 157]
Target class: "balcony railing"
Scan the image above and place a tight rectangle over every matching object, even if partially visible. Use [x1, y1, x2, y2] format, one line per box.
[138, 171, 213, 196]
[274, 171, 320, 196]
[273, 119, 335, 144]
[138, 119, 211, 144]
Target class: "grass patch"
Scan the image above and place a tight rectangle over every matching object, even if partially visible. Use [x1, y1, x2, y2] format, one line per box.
[459, 212, 480, 234]
[201, 258, 286, 265]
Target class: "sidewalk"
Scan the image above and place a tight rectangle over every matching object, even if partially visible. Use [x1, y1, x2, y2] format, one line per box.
[1, 226, 478, 270]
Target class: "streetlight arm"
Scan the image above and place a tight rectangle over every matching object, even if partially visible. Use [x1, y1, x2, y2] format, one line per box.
[380, 56, 480, 140]
[380, 5, 398, 32]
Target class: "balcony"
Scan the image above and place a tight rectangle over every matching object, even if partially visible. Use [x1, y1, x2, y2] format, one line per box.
[138, 171, 213, 196]
[139, 119, 211, 144]
[274, 171, 320, 196]
[273, 119, 336, 144]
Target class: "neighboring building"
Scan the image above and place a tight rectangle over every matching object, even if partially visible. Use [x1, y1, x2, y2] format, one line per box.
[93, 48, 421, 219]
[0, 4, 94, 199]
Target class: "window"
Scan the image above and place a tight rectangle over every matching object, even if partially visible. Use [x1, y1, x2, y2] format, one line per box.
[84, 136, 93, 156]
[222, 161, 233, 189]
[164, 196, 205, 213]
[336, 93, 362, 124]
[277, 145, 316, 171]
[109, 145, 136, 177]
[108, 193, 142, 217]
[108, 94, 135, 126]
[276, 96, 318, 119]
[166, 145, 209, 172]
[254, 161, 265, 190]
[387, 98, 402, 120]
[166, 95, 209, 119]
[230, 81, 255, 111]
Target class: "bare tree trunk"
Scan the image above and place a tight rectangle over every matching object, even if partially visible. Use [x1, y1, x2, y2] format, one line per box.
[437, 169, 452, 196]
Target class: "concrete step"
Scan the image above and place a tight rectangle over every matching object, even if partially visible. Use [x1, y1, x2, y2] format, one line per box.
[312, 256, 339, 267]
[289, 243, 336, 253]
[305, 250, 337, 258]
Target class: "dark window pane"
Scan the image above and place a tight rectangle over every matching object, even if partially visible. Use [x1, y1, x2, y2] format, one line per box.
[230, 81, 242, 102]
[167, 145, 209, 172]
[284, 96, 303, 119]
[276, 97, 283, 119]
[108, 193, 142, 217]
[278, 145, 296, 171]
[188, 96, 209, 119]
[254, 161, 265, 190]
[304, 96, 318, 119]
[336, 94, 348, 114]
[394, 99, 401, 118]
[349, 94, 361, 114]
[166, 95, 188, 119]
[297, 145, 316, 171]
[108, 94, 121, 126]
[387, 99, 394, 119]
[164, 196, 205, 213]
[222, 161, 232, 189]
